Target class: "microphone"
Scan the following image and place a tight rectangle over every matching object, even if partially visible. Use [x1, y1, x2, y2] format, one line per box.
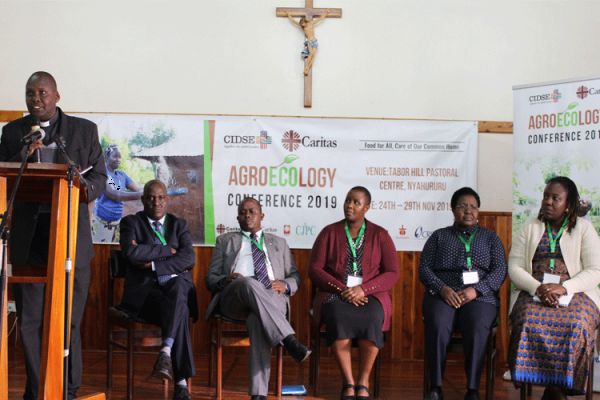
[22, 120, 46, 146]
[24, 118, 45, 163]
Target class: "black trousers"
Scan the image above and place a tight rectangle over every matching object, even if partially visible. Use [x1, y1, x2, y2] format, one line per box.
[138, 276, 196, 380]
[14, 264, 90, 400]
[14, 212, 90, 400]
[423, 292, 496, 390]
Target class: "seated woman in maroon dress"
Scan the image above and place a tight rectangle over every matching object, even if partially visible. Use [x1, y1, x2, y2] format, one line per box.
[309, 186, 399, 400]
[508, 176, 600, 400]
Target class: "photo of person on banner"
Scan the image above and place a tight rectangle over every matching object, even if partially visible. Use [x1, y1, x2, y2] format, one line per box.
[92, 144, 143, 243]
[80, 114, 204, 244]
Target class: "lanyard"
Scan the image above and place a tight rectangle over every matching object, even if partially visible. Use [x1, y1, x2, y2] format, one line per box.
[546, 218, 568, 271]
[344, 221, 366, 274]
[457, 228, 477, 270]
[152, 225, 167, 246]
[243, 232, 265, 252]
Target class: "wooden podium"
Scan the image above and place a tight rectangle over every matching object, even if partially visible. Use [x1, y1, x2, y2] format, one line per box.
[0, 162, 100, 400]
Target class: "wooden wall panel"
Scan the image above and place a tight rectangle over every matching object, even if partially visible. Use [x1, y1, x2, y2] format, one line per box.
[81, 212, 512, 366]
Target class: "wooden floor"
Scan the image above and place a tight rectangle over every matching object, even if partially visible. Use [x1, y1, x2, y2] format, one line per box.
[6, 350, 600, 399]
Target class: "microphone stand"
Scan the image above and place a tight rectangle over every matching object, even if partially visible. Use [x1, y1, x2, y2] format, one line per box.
[0, 143, 33, 363]
[52, 136, 84, 400]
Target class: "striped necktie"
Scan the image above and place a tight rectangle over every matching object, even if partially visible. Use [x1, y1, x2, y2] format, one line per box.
[153, 221, 171, 285]
[250, 233, 272, 289]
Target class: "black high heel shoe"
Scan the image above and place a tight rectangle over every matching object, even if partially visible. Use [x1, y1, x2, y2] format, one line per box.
[340, 383, 356, 400]
[355, 384, 371, 400]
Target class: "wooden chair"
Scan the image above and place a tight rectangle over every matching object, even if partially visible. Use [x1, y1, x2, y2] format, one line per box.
[308, 298, 382, 399]
[422, 323, 498, 400]
[519, 357, 594, 400]
[106, 249, 169, 400]
[208, 313, 283, 400]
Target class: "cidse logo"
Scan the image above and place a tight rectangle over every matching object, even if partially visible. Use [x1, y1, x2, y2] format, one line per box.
[528, 89, 561, 105]
[223, 135, 256, 144]
[295, 224, 316, 236]
[414, 226, 433, 240]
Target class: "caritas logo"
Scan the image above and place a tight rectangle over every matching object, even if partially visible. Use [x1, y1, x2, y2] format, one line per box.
[283, 225, 291, 235]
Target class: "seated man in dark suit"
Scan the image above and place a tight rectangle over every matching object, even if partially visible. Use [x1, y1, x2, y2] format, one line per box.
[205, 197, 311, 400]
[119, 179, 197, 400]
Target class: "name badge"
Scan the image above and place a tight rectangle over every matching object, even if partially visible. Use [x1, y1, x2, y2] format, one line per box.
[542, 273, 561, 284]
[347, 275, 363, 288]
[462, 271, 479, 285]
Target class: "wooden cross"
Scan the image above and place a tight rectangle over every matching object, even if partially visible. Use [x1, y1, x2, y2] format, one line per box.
[276, 1, 342, 108]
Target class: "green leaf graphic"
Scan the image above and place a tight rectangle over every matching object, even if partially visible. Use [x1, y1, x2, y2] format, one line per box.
[275, 154, 300, 167]
[283, 154, 299, 164]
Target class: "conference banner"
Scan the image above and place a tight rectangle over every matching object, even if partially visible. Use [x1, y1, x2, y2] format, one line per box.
[513, 77, 600, 236]
[72, 113, 476, 250]
[206, 117, 477, 250]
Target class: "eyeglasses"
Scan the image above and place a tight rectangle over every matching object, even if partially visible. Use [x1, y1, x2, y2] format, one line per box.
[454, 204, 479, 212]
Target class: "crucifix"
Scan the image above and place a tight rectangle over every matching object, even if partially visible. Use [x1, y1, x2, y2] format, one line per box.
[276, 1, 342, 108]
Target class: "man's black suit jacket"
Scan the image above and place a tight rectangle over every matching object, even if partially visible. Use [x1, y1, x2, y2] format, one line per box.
[0, 107, 107, 268]
[119, 211, 198, 320]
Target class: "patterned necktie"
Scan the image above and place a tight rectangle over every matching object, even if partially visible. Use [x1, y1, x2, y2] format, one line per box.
[153, 221, 171, 285]
[250, 233, 271, 289]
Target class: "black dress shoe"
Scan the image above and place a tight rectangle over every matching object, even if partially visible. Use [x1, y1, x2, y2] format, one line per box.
[542, 386, 567, 400]
[424, 387, 443, 400]
[355, 384, 370, 400]
[464, 389, 480, 400]
[282, 335, 312, 363]
[340, 383, 355, 400]
[152, 351, 173, 381]
[173, 385, 191, 400]
[250, 396, 267, 400]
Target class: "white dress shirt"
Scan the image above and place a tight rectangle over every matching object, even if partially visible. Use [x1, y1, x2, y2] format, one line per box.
[234, 230, 275, 280]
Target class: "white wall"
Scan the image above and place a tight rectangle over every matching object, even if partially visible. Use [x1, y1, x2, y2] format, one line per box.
[1, 1, 597, 211]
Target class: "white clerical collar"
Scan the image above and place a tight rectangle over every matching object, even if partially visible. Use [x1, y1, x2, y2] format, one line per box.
[40, 120, 51, 128]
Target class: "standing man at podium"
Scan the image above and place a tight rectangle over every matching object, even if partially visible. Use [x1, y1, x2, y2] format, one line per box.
[0, 71, 107, 400]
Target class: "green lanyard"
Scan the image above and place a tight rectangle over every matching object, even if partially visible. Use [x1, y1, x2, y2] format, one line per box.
[243, 232, 265, 252]
[546, 218, 568, 272]
[457, 228, 477, 270]
[344, 221, 366, 274]
[152, 222, 167, 246]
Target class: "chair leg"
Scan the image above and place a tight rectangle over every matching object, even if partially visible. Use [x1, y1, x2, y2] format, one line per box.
[520, 384, 527, 400]
[423, 346, 430, 398]
[107, 328, 113, 389]
[163, 379, 169, 400]
[373, 351, 381, 399]
[587, 354, 594, 400]
[275, 345, 283, 400]
[208, 322, 215, 388]
[127, 326, 134, 400]
[485, 330, 496, 400]
[310, 329, 320, 396]
[216, 320, 223, 400]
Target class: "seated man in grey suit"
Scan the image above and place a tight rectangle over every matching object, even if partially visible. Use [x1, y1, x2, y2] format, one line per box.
[120, 179, 197, 400]
[206, 197, 310, 400]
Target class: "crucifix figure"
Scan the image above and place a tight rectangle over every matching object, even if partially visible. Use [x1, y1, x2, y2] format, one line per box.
[277, 1, 342, 107]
